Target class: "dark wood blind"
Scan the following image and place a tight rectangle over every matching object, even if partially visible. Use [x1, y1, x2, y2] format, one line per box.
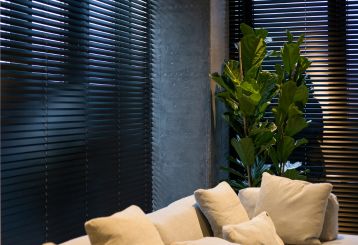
[229, 0, 358, 234]
[1, 0, 154, 244]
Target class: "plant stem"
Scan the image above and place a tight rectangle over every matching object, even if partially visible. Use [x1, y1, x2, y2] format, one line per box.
[239, 41, 244, 81]
[247, 165, 252, 187]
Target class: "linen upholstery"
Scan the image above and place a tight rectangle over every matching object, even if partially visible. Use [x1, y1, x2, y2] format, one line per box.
[223, 211, 284, 245]
[254, 173, 332, 245]
[320, 194, 339, 241]
[238, 187, 339, 241]
[85, 205, 164, 245]
[170, 237, 238, 245]
[237, 187, 260, 219]
[194, 181, 249, 238]
[147, 195, 212, 245]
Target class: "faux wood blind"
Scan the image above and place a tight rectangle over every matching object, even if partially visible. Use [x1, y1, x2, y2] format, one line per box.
[229, 0, 358, 234]
[1, 0, 154, 244]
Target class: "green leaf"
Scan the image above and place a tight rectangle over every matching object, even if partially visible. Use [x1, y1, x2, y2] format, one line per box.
[295, 138, 308, 148]
[237, 92, 257, 116]
[294, 84, 309, 108]
[254, 28, 268, 39]
[240, 35, 266, 77]
[240, 23, 255, 36]
[297, 34, 305, 46]
[283, 169, 307, 180]
[282, 43, 300, 76]
[278, 80, 297, 111]
[216, 91, 240, 110]
[223, 60, 241, 84]
[231, 137, 255, 167]
[220, 166, 246, 179]
[278, 136, 296, 164]
[275, 64, 285, 84]
[211, 72, 235, 95]
[241, 81, 259, 94]
[287, 30, 294, 43]
[285, 116, 309, 137]
[268, 148, 279, 169]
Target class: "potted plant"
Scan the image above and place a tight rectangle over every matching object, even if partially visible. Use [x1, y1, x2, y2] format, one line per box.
[211, 24, 278, 189]
[268, 32, 311, 180]
[212, 24, 311, 189]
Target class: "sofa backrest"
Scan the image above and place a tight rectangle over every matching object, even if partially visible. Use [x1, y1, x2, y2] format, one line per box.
[58, 195, 211, 245]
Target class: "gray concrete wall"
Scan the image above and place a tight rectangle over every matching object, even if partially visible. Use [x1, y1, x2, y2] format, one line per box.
[152, 0, 228, 210]
[210, 0, 229, 184]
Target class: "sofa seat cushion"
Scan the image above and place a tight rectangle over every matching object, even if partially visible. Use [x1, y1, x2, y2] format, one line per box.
[322, 235, 358, 245]
[147, 195, 212, 245]
[59, 236, 90, 245]
[170, 237, 238, 245]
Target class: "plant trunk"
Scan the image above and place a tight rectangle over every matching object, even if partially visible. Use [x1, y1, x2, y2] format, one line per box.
[247, 165, 252, 187]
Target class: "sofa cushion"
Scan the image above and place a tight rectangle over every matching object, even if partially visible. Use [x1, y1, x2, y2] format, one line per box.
[85, 205, 164, 245]
[321, 194, 339, 241]
[170, 237, 238, 245]
[322, 234, 358, 245]
[239, 187, 339, 242]
[194, 181, 249, 238]
[223, 211, 284, 245]
[147, 195, 212, 245]
[238, 187, 260, 219]
[255, 173, 332, 245]
[59, 236, 90, 245]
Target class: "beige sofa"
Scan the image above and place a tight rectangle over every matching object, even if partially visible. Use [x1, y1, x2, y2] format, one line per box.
[59, 195, 358, 245]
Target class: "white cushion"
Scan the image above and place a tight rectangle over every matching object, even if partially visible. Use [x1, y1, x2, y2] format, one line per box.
[170, 237, 238, 245]
[194, 182, 249, 238]
[320, 194, 339, 241]
[223, 211, 284, 245]
[85, 205, 164, 245]
[322, 234, 358, 245]
[238, 187, 260, 219]
[147, 195, 212, 245]
[238, 187, 339, 241]
[59, 236, 90, 245]
[254, 173, 332, 245]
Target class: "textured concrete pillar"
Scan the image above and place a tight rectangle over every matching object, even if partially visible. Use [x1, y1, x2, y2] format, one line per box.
[152, 0, 228, 210]
[210, 0, 229, 184]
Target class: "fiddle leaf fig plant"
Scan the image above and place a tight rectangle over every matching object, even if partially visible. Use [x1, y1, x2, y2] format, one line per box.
[212, 24, 312, 189]
[211, 23, 278, 188]
[268, 31, 312, 179]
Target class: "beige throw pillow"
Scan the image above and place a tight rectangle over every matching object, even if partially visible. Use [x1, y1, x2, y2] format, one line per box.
[223, 211, 284, 245]
[194, 181, 249, 238]
[170, 237, 238, 245]
[255, 173, 332, 245]
[238, 187, 339, 242]
[147, 195, 212, 245]
[320, 193, 339, 241]
[85, 205, 164, 245]
[237, 187, 260, 219]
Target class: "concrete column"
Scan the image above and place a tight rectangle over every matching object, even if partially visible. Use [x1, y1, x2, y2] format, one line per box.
[152, 0, 228, 210]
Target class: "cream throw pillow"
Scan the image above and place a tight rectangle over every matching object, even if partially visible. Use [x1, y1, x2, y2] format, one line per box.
[85, 205, 164, 245]
[170, 237, 238, 245]
[237, 187, 260, 219]
[147, 195, 212, 245]
[194, 181, 249, 238]
[255, 173, 332, 245]
[223, 211, 284, 245]
[320, 193, 339, 241]
[238, 187, 339, 242]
